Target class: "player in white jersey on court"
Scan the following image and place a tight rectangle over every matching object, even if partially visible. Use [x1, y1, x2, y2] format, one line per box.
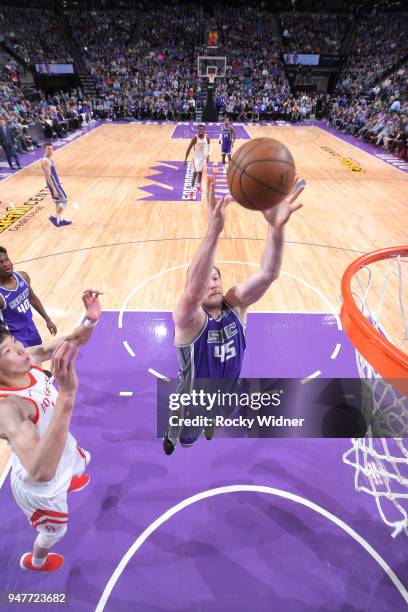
[184, 124, 211, 195]
[0, 289, 101, 572]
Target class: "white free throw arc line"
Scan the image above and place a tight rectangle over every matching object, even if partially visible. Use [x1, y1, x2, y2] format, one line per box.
[148, 368, 171, 382]
[118, 260, 343, 382]
[331, 343, 342, 360]
[95, 484, 408, 611]
[122, 340, 135, 358]
[300, 370, 322, 384]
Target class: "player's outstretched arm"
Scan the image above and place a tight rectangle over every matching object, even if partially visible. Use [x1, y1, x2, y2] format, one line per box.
[173, 176, 232, 332]
[0, 343, 78, 482]
[225, 180, 304, 318]
[184, 137, 196, 163]
[19, 271, 57, 336]
[26, 289, 102, 365]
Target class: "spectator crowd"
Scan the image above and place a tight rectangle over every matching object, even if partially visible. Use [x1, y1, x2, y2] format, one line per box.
[0, 3, 405, 161]
[280, 12, 351, 53]
[0, 7, 72, 64]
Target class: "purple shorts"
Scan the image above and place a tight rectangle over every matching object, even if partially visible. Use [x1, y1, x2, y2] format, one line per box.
[13, 325, 42, 348]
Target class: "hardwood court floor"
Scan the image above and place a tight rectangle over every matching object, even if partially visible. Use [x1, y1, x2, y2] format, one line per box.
[0, 122, 407, 473]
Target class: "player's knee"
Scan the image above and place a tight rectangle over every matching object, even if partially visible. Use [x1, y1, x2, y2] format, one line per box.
[36, 523, 67, 548]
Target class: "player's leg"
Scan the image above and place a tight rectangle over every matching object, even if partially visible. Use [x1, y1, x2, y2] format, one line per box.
[164, 406, 202, 455]
[57, 196, 72, 227]
[221, 153, 226, 173]
[49, 199, 64, 226]
[28, 525, 67, 571]
[4, 148, 13, 168]
[164, 404, 184, 455]
[11, 477, 68, 572]
[197, 171, 203, 192]
[50, 186, 71, 227]
[190, 157, 198, 196]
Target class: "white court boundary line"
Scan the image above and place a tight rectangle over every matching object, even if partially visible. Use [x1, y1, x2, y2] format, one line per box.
[95, 484, 408, 611]
[118, 260, 342, 381]
[0, 122, 103, 184]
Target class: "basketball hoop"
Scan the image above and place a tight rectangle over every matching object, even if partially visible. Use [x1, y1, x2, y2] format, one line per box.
[340, 246, 408, 537]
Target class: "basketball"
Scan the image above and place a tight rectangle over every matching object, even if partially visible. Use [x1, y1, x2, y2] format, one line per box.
[227, 138, 296, 211]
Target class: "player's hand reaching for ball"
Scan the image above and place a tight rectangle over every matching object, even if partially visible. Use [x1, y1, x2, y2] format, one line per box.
[262, 176, 304, 230]
[51, 341, 79, 398]
[82, 289, 102, 323]
[206, 175, 232, 235]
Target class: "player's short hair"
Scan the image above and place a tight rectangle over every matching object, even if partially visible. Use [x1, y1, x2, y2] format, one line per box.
[0, 247, 7, 255]
[198, 123, 205, 129]
[0, 323, 10, 344]
[44, 142, 53, 148]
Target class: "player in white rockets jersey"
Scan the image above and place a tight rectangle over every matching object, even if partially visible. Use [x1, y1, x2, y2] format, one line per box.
[184, 124, 211, 195]
[0, 289, 101, 572]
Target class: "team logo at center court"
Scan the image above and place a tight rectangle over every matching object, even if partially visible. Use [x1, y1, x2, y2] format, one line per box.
[139, 162, 230, 202]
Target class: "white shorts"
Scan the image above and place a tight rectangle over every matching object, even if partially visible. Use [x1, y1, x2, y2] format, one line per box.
[11, 449, 90, 534]
[193, 156, 207, 173]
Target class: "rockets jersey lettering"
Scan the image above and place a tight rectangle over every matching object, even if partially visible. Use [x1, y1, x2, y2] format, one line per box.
[1, 367, 82, 493]
[0, 272, 34, 331]
[194, 135, 209, 158]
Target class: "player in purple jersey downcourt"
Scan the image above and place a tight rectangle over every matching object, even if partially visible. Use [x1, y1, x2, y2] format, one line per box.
[0, 247, 57, 348]
[163, 175, 304, 455]
[41, 143, 72, 228]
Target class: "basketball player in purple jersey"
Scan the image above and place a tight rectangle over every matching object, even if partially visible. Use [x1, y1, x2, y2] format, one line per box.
[219, 117, 236, 172]
[163, 175, 304, 454]
[41, 143, 72, 228]
[184, 124, 211, 194]
[0, 247, 57, 348]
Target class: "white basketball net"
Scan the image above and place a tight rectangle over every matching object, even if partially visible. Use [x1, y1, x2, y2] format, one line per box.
[342, 253, 408, 537]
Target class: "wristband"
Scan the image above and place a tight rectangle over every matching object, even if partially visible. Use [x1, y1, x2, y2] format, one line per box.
[83, 318, 98, 328]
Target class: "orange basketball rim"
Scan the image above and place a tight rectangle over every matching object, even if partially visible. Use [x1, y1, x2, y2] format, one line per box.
[340, 245, 408, 397]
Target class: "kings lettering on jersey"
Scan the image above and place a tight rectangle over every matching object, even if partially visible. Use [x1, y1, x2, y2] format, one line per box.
[176, 301, 246, 388]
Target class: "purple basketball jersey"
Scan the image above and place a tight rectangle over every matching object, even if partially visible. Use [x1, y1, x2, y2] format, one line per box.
[176, 300, 246, 388]
[0, 272, 41, 346]
[220, 126, 233, 154]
